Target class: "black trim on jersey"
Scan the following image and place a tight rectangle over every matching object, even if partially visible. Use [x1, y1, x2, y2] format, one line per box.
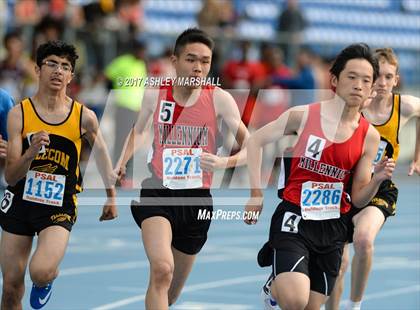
[277, 153, 292, 199]
[396, 94, 401, 145]
[20, 102, 24, 134]
[28, 98, 75, 126]
[381, 137, 394, 159]
[79, 104, 83, 139]
[77, 104, 84, 193]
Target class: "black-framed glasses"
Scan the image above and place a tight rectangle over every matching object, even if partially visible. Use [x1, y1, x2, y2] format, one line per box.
[42, 60, 72, 72]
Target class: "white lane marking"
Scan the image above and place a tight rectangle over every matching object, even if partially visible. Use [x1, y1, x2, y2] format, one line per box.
[1, 251, 256, 286]
[96, 283, 420, 310]
[340, 284, 420, 307]
[92, 274, 267, 310]
[173, 301, 254, 309]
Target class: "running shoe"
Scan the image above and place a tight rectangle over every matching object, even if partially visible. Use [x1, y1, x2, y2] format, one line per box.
[261, 273, 277, 309]
[30, 282, 53, 309]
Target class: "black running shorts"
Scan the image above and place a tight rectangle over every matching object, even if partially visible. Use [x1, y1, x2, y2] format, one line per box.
[131, 176, 213, 255]
[262, 199, 351, 295]
[0, 188, 77, 236]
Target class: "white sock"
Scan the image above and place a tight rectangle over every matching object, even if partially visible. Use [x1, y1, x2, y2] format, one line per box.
[347, 301, 362, 310]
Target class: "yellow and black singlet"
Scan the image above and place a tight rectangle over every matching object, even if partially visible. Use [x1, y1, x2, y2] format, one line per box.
[365, 93, 401, 164]
[10, 98, 83, 207]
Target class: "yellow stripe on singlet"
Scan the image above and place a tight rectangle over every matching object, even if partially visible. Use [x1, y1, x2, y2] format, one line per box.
[21, 98, 84, 192]
[372, 94, 401, 161]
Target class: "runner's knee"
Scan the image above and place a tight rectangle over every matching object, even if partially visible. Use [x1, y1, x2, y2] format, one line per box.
[2, 278, 25, 302]
[277, 295, 308, 310]
[353, 232, 374, 257]
[150, 260, 174, 288]
[29, 265, 58, 285]
[272, 283, 308, 310]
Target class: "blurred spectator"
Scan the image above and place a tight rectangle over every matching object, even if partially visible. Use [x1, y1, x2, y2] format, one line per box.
[0, 1, 10, 38]
[251, 44, 291, 129]
[77, 69, 108, 166]
[48, 0, 68, 19]
[277, 0, 307, 66]
[197, 0, 219, 34]
[83, 1, 109, 24]
[219, 39, 260, 186]
[197, 0, 236, 37]
[14, 0, 41, 27]
[78, 69, 108, 121]
[0, 88, 14, 188]
[251, 45, 293, 186]
[32, 14, 89, 86]
[311, 54, 335, 100]
[218, 0, 236, 30]
[259, 43, 291, 83]
[65, 2, 85, 29]
[32, 15, 65, 58]
[104, 39, 147, 184]
[114, 0, 144, 52]
[78, 0, 142, 70]
[80, 1, 111, 70]
[31, 14, 91, 93]
[222, 40, 264, 126]
[117, 0, 143, 31]
[272, 47, 315, 105]
[0, 30, 38, 101]
[148, 47, 176, 78]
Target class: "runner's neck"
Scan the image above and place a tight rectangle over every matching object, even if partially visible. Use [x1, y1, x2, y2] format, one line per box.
[172, 85, 201, 107]
[32, 91, 71, 113]
[368, 93, 392, 113]
[324, 98, 360, 123]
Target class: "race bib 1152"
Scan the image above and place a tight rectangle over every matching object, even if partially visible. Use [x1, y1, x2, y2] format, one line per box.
[23, 171, 66, 207]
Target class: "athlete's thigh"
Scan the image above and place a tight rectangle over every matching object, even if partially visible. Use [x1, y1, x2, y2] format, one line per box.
[0, 230, 33, 281]
[141, 216, 173, 263]
[272, 271, 310, 305]
[31, 226, 70, 269]
[170, 246, 196, 288]
[340, 243, 350, 273]
[168, 246, 196, 301]
[352, 206, 385, 239]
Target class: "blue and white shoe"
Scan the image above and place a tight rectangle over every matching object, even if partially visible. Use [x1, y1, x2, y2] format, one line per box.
[261, 273, 278, 309]
[30, 282, 53, 309]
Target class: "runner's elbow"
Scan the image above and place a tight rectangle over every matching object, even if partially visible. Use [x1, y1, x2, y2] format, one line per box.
[5, 172, 17, 186]
[248, 135, 262, 149]
[351, 197, 366, 209]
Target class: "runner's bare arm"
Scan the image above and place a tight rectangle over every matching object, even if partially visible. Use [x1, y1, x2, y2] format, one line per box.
[115, 90, 156, 176]
[351, 125, 394, 208]
[82, 107, 116, 189]
[248, 106, 307, 195]
[203, 88, 249, 171]
[244, 106, 306, 224]
[400, 95, 420, 175]
[5, 106, 50, 186]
